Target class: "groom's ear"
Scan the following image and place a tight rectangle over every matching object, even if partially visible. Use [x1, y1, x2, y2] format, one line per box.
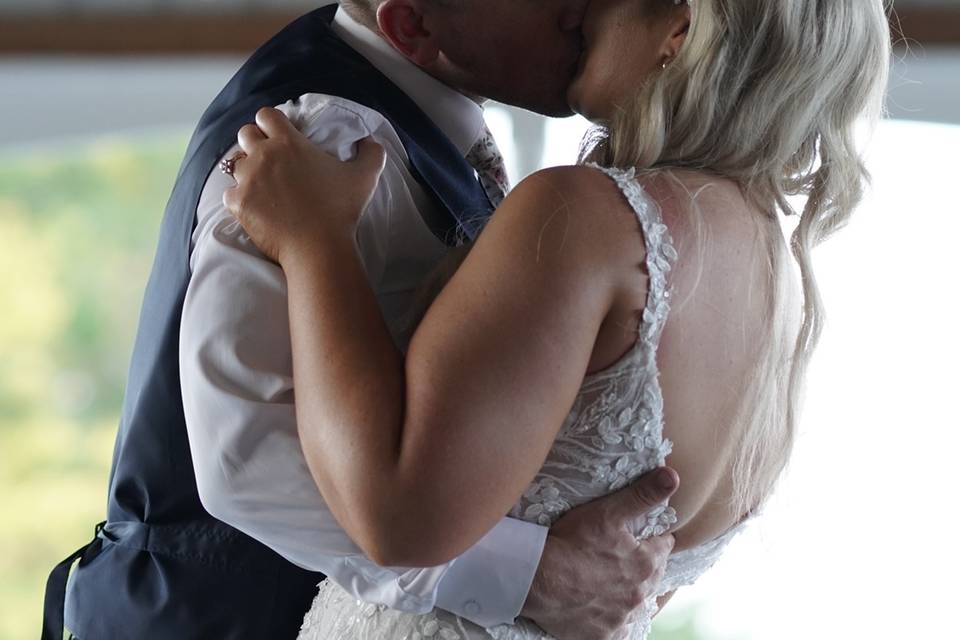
[376, 0, 442, 68]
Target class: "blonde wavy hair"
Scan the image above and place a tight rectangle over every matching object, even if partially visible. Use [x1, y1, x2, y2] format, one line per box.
[582, 0, 891, 516]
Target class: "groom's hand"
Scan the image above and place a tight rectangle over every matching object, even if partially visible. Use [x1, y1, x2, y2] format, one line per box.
[520, 467, 679, 640]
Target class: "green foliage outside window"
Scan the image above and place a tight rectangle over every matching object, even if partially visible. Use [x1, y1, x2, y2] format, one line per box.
[0, 133, 181, 640]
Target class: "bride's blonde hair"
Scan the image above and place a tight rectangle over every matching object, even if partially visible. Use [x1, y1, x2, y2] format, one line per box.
[583, 0, 891, 516]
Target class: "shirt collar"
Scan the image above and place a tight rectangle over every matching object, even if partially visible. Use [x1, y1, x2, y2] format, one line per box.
[332, 7, 486, 157]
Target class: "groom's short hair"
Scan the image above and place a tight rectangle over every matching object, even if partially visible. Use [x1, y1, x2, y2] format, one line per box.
[339, 0, 378, 12]
[339, 0, 385, 28]
[340, 0, 459, 26]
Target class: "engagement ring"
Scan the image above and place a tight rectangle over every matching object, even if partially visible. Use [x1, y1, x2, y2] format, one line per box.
[219, 152, 245, 178]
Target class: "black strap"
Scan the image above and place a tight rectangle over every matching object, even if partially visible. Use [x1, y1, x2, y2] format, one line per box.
[41, 521, 104, 640]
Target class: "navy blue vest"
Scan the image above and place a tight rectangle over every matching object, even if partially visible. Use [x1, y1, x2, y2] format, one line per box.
[43, 6, 494, 639]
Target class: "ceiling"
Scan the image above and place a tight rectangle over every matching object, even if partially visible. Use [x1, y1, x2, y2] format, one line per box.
[0, 1, 956, 53]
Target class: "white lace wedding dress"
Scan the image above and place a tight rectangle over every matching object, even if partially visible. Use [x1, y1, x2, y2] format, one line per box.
[298, 166, 751, 640]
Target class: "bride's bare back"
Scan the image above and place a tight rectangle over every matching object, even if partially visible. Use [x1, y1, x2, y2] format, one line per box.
[592, 167, 798, 552]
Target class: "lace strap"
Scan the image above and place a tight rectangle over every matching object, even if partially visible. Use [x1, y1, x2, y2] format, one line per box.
[585, 163, 678, 346]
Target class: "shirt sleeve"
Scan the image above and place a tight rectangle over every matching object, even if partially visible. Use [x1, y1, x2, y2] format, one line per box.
[435, 517, 548, 627]
[179, 94, 547, 624]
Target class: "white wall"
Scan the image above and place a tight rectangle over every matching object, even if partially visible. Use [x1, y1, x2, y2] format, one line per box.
[887, 48, 960, 124]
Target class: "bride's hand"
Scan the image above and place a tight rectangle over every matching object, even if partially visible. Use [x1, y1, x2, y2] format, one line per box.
[223, 107, 386, 265]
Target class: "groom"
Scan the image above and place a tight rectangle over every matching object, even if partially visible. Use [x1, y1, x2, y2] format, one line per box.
[44, 1, 680, 638]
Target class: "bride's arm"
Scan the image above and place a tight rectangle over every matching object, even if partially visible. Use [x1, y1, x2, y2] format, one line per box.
[226, 109, 636, 568]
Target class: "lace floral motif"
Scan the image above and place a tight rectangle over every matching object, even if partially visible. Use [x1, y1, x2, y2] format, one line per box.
[516, 479, 573, 526]
[297, 166, 747, 640]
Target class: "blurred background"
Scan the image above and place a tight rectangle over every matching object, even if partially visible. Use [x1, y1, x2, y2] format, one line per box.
[0, 1, 958, 639]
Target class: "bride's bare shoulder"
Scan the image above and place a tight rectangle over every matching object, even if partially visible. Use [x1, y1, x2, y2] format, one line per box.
[509, 165, 636, 215]
[495, 165, 654, 264]
[505, 165, 656, 242]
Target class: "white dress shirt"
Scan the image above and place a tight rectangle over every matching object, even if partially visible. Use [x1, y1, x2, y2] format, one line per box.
[178, 7, 548, 628]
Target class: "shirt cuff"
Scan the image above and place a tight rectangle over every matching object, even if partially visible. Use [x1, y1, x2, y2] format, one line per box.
[434, 517, 548, 628]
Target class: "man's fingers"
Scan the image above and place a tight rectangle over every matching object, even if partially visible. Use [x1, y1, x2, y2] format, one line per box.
[255, 106, 297, 139]
[604, 467, 679, 526]
[638, 533, 675, 560]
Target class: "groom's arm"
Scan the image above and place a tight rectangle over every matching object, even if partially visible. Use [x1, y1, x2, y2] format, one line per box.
[179, 94, 548, 626]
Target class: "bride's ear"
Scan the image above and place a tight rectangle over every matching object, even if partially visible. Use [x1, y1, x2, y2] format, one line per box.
[376, 0, 442, 67]
[661, 6, 691, 62]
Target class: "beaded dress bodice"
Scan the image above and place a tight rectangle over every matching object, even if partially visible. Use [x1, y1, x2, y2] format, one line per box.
[297, 166, 750, 640]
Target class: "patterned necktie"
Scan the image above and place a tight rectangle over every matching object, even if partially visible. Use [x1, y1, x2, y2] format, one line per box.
[466, 123, 511, 209]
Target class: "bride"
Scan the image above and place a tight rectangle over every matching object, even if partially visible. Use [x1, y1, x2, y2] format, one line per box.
[223, 0, 890, 637]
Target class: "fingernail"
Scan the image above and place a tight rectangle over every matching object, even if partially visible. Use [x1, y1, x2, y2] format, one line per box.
[657, 468, 678, 491]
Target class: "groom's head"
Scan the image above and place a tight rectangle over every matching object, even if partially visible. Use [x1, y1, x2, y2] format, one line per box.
[340, 0, 589, 117]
